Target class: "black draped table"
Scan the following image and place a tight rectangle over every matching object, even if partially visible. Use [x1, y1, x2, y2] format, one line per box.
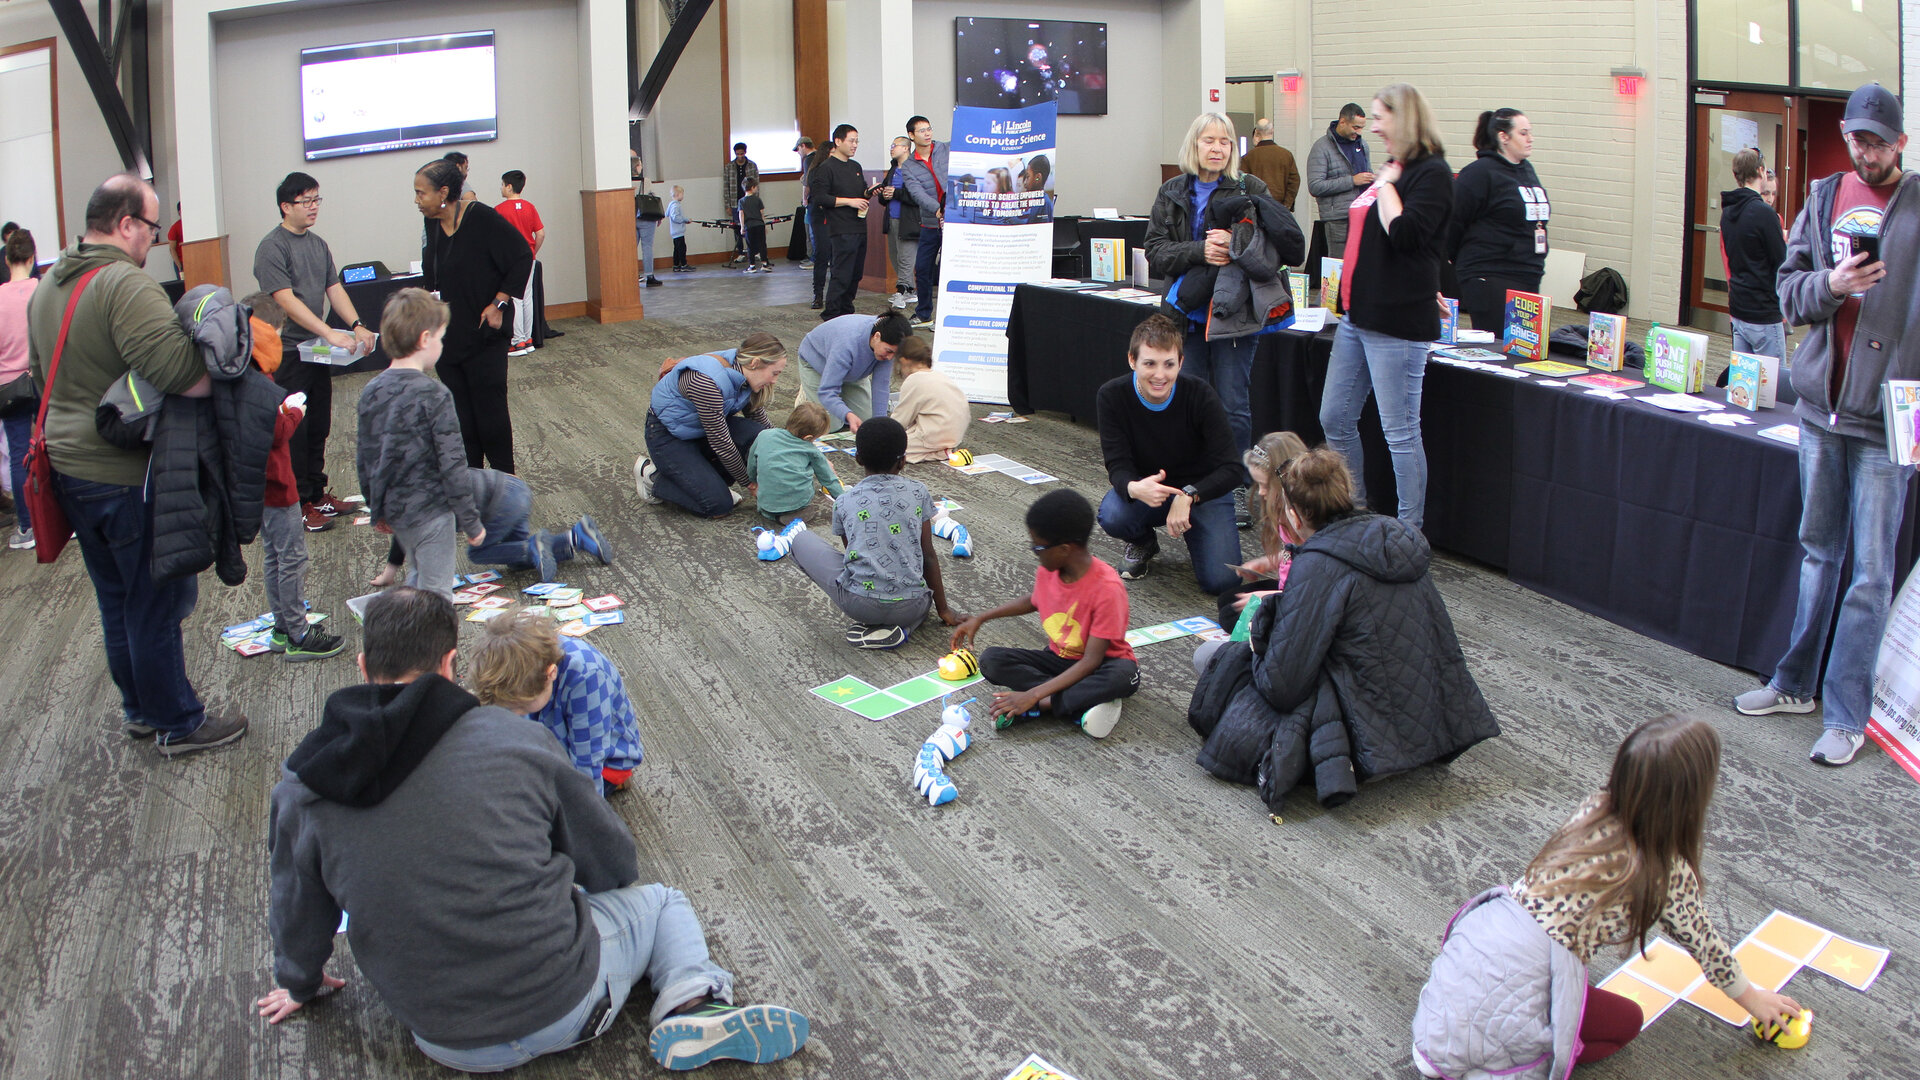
[330, 265, 551, 374]
[1004, 282, 1918, 674]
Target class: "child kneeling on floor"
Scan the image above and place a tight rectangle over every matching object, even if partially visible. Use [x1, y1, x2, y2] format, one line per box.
[1410, 713, 1802, 1078]
[471, 610, 646, 796]
[747, 400, 843, 527]
[891, 337, 970, 463]
[949, 489, 1139, 737]
[788, 416, 958, 649]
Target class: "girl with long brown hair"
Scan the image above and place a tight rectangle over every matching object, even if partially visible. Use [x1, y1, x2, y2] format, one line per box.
[1413, 714, 1803, 1076]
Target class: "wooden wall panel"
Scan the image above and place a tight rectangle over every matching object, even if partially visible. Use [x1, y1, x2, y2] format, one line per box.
[793, 0, 829, 147]
[179, 235, 230, 291]
[581, 188, 644, 323]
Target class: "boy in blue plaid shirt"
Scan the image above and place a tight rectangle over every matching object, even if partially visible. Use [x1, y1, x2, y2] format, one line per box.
[473, 611, 645, 794]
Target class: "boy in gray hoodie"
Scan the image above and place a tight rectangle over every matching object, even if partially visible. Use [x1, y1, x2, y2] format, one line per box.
[356, 289, 482, 598]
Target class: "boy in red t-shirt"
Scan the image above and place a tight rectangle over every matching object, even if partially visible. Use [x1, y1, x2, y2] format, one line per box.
[496, 170, 546, 354]
[244, 292, 344, 661]
[950, 489, 1140, 737]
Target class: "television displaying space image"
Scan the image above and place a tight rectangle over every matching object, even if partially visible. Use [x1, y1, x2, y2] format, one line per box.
[954, 17, 1106, 115]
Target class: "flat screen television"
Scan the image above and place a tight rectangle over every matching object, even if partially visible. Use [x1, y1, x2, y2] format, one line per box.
[955, 17, 1106, 116]
[300, 32, 497, 161]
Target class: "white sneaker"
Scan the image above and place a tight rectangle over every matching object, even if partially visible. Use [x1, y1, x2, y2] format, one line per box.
[1078, 700, 1123, 739]
[634, 457, 661, 504]
[730, 488, 744, 507]
[1809, 728, 1866, 766]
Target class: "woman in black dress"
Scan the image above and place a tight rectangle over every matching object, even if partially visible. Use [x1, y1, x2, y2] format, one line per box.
[413, 158, 533, 473]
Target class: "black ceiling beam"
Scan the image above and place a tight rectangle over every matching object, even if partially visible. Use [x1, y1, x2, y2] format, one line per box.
[48, 0, 151, 179]
[632, 0, 712, 120]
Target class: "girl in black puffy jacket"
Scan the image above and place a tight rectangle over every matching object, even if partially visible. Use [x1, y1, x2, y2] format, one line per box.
[1448, 108, 1550, 330]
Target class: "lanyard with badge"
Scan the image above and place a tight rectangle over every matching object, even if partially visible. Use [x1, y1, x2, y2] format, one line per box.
[1521, 185, 1551, 254]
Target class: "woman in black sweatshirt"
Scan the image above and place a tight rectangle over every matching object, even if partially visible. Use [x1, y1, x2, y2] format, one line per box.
[1318, 83, 1452, 530]
[414, 158, 534, 474]
[1448, 108, 1550, 329]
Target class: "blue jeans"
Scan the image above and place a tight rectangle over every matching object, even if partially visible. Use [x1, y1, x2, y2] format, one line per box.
[914, 227, 943, 321]
[1731, 318, 1788, 362]
[810, 211, 830, 298]
[1098, 488, 1240, 594]
[1182, 327, 1259, 478]
[466, 473, 536, 568]
[1769, 420, 1916, 734]
[56, 472, 204, 738]
[1321, 321, 1430, 528]
[413, 884, 735, 1072]
[645, 410, 766, 517]
[636, 219, 657, 278]
[3, 411, 30, 531]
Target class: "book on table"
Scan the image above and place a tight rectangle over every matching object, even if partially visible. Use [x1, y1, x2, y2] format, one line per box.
[1515, 359, 1588, 377]
[1644, 325, 1708, 394]
[1570, 372, 1645, 391]
[1502, 290, 1550, 361]
[1089, 238, 1125, 282]
[1587, 311, 1627, 371]
[1439, 298, 1459, 345]
[1432, 346, 1508, 362]
[1726, 351, 1779, 411]
[1885, 381, 1920, 466]
[1289, 271, 1310, 313]
[1320, 257, 1343, 314]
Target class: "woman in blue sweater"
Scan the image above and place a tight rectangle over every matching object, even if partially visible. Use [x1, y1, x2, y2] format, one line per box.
[636, 333, 788, 517]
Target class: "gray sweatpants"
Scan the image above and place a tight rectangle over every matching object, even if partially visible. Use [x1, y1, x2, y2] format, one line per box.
[261, 503, 310, 636]
[393, 512, 459, 599]
[791, 530, 931, 628]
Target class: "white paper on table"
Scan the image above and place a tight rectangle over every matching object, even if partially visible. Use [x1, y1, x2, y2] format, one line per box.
[1092, 208, 1119, 219]
[1455, 329, 1497, 344]
[1290, 308, 1329, 333]
[1639, 393, 1724, 413]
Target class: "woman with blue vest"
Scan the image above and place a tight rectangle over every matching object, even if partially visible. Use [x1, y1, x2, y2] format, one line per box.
[635, 333, 788, 517]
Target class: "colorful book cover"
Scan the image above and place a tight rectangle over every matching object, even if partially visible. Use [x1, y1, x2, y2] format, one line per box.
[1439, 298, 1459, 344]
[1320, 257, 1343, 314]
[1502, 290, 1549, 361]
[1569, 372, 1645, 391]
[1432, 346, 1509, 362]
[1515, 359, 1587, 377]
[1726, 351, 1777, 412]
[1289, 271, 1310, 311]
[1587, 311, 1626, 371]
[1089, 238, 1124, 282]
[1884, 381, 1920, 466]
[1645, 326, 1708, 394]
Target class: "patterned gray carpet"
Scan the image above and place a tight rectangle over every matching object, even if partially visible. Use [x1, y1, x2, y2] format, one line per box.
[0, 269, 1912, 1080]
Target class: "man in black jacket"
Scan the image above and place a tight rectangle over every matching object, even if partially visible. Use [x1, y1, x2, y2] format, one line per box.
[259, 588, 810, 1070]
[1720, 147, 1788, 363]
[809, 124, 872, 320]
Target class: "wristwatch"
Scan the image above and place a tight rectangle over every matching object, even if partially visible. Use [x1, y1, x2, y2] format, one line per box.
[350, 319, 364, 330]
[1180, 484, 1200, 500]
[494, 299, 510, 311]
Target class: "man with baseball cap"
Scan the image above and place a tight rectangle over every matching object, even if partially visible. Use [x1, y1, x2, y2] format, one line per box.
[1735, 82, 1920, 767]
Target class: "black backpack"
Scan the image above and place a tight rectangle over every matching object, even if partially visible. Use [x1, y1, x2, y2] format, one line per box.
[1575, 267, 1628, 313]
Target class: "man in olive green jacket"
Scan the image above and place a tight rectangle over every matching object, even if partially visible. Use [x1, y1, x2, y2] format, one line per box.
[26, 174, 248, 757]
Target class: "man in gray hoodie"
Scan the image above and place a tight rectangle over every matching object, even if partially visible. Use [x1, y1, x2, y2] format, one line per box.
[1734, 82, 1920, 768]
[258, 588, 810, 1071]
[1305, 104, 1376, 253]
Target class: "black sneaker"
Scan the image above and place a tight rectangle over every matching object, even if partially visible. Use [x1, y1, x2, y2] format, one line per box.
[809, 298, 823, 310]
[1234, 486, 1252, 530]
[844, 623, 909, 650]
[156, 711, 249, 757]
[1118, 535, 1160, 580]
[285, 626, 345, 662]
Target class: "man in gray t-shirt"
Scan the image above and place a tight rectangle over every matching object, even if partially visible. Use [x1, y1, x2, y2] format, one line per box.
[253, 171, 375, 526]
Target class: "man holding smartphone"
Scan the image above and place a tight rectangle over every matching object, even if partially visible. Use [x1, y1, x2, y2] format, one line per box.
[1735, 82, 1920, 768]
[808, 124, 872, 320]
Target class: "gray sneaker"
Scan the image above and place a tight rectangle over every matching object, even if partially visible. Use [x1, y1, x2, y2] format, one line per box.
[1234, 486, 1252, 529]
[1809, 728, 1865, 766]
[156, 711, 249, 758]
[1118, 535, 1160, 580]
[7, 527, 32, 550]
[1733, 686, 1817, 716]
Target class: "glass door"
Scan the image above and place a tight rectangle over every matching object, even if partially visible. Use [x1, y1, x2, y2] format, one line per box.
[1689, 91, 1796, 320]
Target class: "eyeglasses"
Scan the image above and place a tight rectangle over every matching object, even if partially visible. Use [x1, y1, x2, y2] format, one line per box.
[1846, 133, 1894, 154]
[292, 196, 323, 208]
[1030, 541, 1064, 556]
[129, 214, 163, 242]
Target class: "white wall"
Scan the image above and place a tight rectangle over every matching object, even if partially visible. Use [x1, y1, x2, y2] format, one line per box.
[210, 0, 586, 302]
[910, 0, 1171, 216]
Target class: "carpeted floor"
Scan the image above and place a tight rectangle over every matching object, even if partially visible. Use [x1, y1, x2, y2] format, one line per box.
[0, 266, 1913, 1080]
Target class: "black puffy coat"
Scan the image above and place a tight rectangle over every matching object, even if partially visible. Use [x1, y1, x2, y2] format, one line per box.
[150, 370, 282, 585]
[1189, 512, 1500, 809]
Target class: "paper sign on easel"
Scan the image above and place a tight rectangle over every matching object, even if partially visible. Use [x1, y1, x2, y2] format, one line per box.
[1869, 569, 1920, 784]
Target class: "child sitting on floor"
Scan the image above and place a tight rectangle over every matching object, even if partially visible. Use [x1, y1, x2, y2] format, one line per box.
[471, 610, 646, 796]
[748, 400, 843, 529]
[1196, 430, 1310, 674]
[891, 336, 970, 463]
[787, 416, 958, 649]
[1411, 713, 1803, 1077]
[372, 468, 611, 586]
[949, 488, 1139, 738]
[245, 291, 344, 662]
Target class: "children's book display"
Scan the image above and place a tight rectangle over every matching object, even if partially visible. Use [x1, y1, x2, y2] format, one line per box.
[1586, 311, 1627, 371]
[1438, 298, 1459, 345]
[1088, 238, 1125, 282]
[1596, 910, 1886, 1034]
[1882, 380, 1920, 465]
[1501, 290, 1550, 362]
[1727, 352, 1780, 412]
[1289, 272, 1310, 314]
[1569, 372, 1643, 392]
[1514, 359, 1587, 378]
[1644, 324, 1707, 393]
[1757, 423, 1801, 447]
[1319, 257, 1343, 314]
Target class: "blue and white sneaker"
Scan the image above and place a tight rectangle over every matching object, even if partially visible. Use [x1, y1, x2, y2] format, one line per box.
[948, 522, 973, 558]
[571, 515, 612, 565]
[648, 1002, 809, 1071]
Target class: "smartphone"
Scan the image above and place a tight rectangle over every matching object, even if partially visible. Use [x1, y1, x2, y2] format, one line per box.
[1851, 234, 1882, 264]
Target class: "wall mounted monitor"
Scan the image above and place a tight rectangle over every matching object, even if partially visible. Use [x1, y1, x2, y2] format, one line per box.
[300, 31, 497, 161]
[955, 17, 1106, 116]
